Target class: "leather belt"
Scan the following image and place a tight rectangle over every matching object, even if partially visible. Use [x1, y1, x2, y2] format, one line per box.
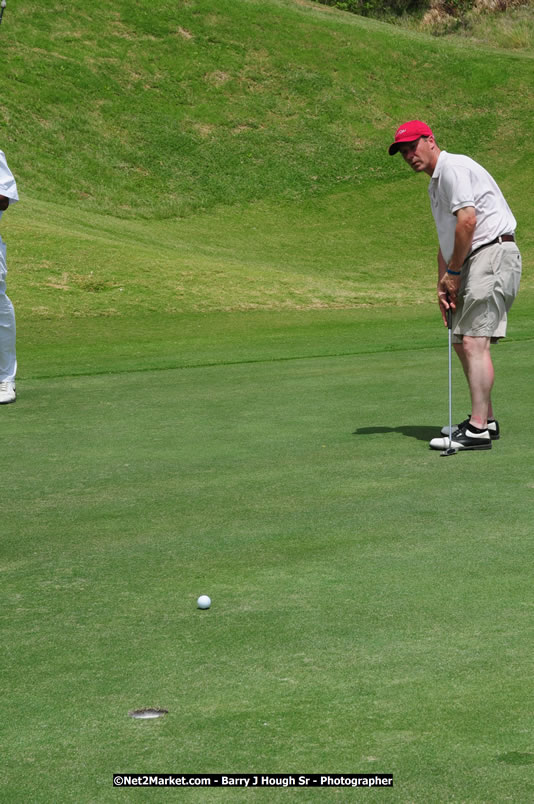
[469, 234, 515, 259]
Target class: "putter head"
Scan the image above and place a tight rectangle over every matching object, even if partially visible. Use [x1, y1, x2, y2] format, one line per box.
[440, 447, 457, 457]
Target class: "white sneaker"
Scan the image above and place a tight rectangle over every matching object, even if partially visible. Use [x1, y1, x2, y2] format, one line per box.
[0, 380, 16, 404]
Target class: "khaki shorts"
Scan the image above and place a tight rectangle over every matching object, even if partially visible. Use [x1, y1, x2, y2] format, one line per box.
[453, 242, 522, 344]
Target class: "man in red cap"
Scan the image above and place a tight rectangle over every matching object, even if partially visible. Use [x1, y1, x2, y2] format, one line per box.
[389, 121, 521, 452]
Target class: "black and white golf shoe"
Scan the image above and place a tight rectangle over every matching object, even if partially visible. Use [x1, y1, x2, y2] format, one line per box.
[441, 416, 499, 440]
[430, 424, 492, 452]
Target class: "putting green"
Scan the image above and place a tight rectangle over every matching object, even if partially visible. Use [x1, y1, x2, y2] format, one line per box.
[2, 334, 533, 802]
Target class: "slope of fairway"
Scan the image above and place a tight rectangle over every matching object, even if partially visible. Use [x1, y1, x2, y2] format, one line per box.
[4, 0, 533, 219]
[2, 0, 533, 334]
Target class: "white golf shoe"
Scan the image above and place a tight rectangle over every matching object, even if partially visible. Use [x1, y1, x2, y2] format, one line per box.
[0, 380, 16, 404]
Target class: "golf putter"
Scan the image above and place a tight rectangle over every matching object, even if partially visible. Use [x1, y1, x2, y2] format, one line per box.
[441, 303, 457, 457]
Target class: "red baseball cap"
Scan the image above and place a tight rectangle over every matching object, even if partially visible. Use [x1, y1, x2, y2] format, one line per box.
[388, 120, 434, 155]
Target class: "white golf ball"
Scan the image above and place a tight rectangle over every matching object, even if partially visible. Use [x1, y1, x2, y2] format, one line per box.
[197, 595, 211, 609]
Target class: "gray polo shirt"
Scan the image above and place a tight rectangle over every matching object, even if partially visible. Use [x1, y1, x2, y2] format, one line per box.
[428, 151, 516, 262]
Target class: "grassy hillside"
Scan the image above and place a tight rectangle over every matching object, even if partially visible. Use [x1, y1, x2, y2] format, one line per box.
[3, 0, 533, 219]
[1, 0, 532, 362]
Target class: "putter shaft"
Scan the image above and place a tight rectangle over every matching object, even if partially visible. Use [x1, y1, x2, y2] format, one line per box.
[447, 306, 453, 450]
[440, 305, 456, 456]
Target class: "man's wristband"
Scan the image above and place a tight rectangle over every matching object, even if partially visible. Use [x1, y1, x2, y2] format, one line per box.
[446, 268, 461, 276]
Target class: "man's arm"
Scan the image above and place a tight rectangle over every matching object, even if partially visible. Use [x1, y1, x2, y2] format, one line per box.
[0, 194, 9, 211]
[448, 206, 477, 271]
[438, 206, 477, 314]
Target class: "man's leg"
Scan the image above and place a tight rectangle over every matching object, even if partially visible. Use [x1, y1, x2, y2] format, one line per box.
[0, 293, 16, 380]
[453, 341, 495, 421]
[431, 334, 494, 451]
[456, 336, 493, 430]
[0, 257, 17, 387]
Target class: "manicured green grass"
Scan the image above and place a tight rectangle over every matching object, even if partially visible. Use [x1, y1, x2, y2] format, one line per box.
[2, 327, 534, 802]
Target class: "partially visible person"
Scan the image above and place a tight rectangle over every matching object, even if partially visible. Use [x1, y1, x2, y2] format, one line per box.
[388, 121, 521, 452]
[0, 148, 19, 404]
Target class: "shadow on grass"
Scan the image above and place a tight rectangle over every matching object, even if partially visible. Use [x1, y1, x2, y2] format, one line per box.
[497, 752, 534, 765]
[353, 425, 439, 443]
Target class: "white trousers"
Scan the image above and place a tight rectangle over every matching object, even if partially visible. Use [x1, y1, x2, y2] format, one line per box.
[0, 237, 16, 382]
